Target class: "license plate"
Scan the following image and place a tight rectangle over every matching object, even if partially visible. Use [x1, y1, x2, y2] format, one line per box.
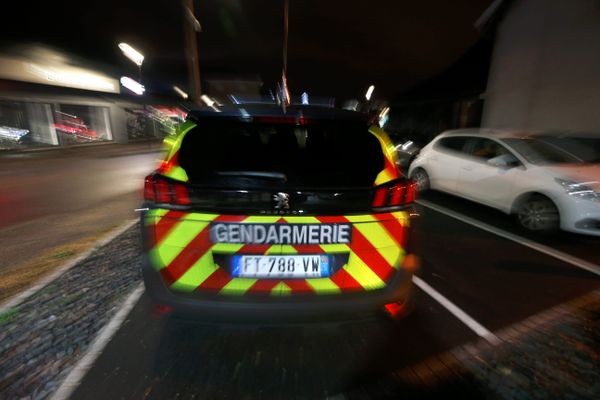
[231, 255, 330, 279]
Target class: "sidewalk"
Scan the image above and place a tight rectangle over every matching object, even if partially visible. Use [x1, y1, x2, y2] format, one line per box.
[0, 224, 142, 400]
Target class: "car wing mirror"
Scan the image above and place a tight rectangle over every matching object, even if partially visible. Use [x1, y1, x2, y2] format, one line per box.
[488, 154, 519, 169]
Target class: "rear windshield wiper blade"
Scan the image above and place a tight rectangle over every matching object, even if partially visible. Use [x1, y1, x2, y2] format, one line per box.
[215, 171, 287, 181]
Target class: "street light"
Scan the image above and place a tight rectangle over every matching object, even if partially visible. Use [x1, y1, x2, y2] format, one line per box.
[118, 42, 144, 84]
[365, 85, 375, 101]
[120, 76, 145, 95]
[118, 43, 144, 66]
[173, 85, 189, 99]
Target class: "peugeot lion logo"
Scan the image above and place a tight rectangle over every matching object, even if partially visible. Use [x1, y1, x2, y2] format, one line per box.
[273, 192, 290, 209]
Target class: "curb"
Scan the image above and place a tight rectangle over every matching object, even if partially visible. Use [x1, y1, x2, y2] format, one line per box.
[0, 219, 138, 314]
[49, 284, 145, 400]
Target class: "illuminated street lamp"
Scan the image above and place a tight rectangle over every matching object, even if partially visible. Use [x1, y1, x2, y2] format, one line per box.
[118, 43, 144, 66]
[120, 76, 145, 95]
[173, 85, 189, 99]
[118, 42, 144, 84]
[365, 85, 375, 101]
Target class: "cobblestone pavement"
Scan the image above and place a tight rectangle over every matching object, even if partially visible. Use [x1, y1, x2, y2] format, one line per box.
[0, 224, 141, 400]
[349, 290, 600, 399]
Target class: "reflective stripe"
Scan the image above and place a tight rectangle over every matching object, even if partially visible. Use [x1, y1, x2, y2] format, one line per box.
[374, 169, 393, 186]
[168, 166, 188, 182]
[282, 216, 320, 223]
[170, 253, 217, 291]
[153, 211, 189, 245]
[151, 217, 207, 269]
[343, 255, 385, 290]
[280, 245, 298, 254]
[271, 282, 292, 296]
[146, 208, 169, 219]
[357, 219, 397, 248]
[158, 220, 209, 250]
[318, 244, 351, 253]
[146, 210, 410, 295]
[306, 278, 342, 294]
[377, 247, 404, 270]
[220, 278, 258, 296]
[369, 124, 400, 184]
[241, 215, 282, 223]
[264, 245, 280, 254]
[159, 120, 195, 182]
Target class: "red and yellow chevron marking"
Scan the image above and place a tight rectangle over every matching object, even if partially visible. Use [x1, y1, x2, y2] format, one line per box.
[369, 125, 401, 185]
[145, 210, 410, 297]
[156, 120, 194, 182]
[157, 121, 400, 186]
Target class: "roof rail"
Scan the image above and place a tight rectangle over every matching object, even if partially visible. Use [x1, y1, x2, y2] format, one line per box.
[228, 94, 335, 108]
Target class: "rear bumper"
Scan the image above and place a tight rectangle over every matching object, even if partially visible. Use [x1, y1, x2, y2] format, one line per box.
[141, 254, 416, 322]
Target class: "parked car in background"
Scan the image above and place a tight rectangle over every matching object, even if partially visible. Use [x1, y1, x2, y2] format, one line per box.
[408, 129, 600, 236]
[386, 131, 435, 172]
[393, 138, 422, 171]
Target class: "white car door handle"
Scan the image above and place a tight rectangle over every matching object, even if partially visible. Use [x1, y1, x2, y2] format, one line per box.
[461, 166, 473, 171]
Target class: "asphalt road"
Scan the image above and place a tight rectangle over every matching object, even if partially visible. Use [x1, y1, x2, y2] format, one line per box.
[70, 190, 600, 399]
[0, 143, 163, 273]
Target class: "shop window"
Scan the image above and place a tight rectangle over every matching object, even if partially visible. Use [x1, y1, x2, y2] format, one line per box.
[54, 104, 112, 145]
[0, 101, 58, 150]
[126, 105, 185, 141]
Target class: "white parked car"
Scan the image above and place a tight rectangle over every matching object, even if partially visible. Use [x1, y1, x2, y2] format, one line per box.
[408, 129, 600, 236]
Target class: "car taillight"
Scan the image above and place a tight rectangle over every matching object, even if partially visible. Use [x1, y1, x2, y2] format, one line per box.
[372, 180, 416, 209]
[144, 175, 191, 205]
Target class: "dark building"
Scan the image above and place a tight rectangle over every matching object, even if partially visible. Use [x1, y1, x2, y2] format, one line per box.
[385, 38, 493, 147]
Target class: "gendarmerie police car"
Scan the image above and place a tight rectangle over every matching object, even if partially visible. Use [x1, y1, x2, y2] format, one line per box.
[141, 104, 419, 320]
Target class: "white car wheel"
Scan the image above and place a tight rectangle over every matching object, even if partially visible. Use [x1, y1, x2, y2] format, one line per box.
[517, 195, 560, 232]
[411, 168, 430, 192]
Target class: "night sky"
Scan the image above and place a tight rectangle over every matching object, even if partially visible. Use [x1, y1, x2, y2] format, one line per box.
[0, 0, 493, 100]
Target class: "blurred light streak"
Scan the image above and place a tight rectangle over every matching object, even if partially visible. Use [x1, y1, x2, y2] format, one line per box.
[120, 76, 145, 95]
[0, 126, 29, 141]
[118, 43, 144, 66]
[200, 95, 221, 112]
[378, 106, 390, 127]
[301, 92, 309, 104]
[24, 63, 117, 92]
[365, 85, 375, 101]
[173, 85, 189, 99]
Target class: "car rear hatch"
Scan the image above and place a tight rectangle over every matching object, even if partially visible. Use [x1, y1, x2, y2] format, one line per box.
[142, 113, 416, 297]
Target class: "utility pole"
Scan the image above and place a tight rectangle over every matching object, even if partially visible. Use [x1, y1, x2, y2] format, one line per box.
[280, 0, 291, 110]
[183, 0, 202, 106]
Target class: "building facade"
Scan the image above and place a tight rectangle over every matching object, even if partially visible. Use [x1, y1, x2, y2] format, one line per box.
[0, 45, 186, 151]
[481, 0, 600, 131]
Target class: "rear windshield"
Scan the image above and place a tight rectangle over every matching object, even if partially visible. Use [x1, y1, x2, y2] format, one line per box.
[178, 119, 384, 188]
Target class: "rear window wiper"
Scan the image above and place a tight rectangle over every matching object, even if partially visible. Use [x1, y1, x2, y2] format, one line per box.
[215, 171, 287, 182]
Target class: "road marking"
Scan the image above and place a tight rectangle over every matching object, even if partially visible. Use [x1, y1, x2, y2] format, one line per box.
[412, 276, 500, 345]
[50, 283, 145, 400]
[417, 199, 600, 277]
[389, 287, 600, 392]
[0, 219, 138, 314]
